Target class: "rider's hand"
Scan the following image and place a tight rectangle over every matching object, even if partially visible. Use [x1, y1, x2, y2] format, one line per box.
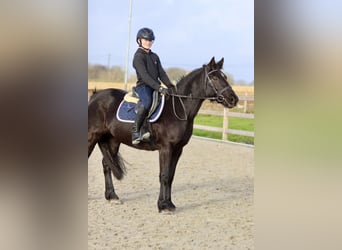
[158, 86, 170, 96]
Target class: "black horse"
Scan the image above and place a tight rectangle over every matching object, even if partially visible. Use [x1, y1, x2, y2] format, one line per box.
[88, 57, 239, 212]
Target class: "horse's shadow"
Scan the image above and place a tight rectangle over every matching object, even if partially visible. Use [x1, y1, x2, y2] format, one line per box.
[88, 176, 253, 212]
[174, 177, 253, 213]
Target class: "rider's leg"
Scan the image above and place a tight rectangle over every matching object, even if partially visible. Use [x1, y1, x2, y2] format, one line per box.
[132, 104, 149, 144]
[132, 85, 153, 144]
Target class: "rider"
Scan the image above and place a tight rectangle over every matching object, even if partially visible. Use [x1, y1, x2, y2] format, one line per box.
[132, 27, 174, 145]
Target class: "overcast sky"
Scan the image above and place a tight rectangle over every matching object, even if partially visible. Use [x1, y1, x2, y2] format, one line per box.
[88, 0, 254, 83]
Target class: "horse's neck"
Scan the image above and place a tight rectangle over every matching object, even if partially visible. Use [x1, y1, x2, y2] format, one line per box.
[176, 71, 206, 120]
[185, 97, 205, 120]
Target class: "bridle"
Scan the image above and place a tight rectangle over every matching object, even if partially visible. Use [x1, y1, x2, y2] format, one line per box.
[205, 67, 232, 104]
[169, 66, 232, 120]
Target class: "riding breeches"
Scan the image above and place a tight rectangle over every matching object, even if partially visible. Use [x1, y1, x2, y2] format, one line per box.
[135, 84, 154, 110]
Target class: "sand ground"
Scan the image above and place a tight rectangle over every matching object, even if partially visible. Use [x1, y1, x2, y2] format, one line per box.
[88, 137, 254, 249]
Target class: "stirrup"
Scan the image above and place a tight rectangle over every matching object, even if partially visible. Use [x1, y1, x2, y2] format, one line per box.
[132, 132, 141, 145]
[132, 139, 141, 145]
[141, 131, 150, 140]
[132, 131, 150, 145]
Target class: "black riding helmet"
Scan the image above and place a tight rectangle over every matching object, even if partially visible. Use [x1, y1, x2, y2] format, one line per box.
[136, 27, 155, 45]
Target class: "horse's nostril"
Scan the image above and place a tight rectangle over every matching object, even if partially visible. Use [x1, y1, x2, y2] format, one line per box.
[233, 96, 239, 104]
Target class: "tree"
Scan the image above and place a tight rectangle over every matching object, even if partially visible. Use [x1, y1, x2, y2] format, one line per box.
[88, 64, 107, 81]
[88, 64, 126, 82]
[110, 66, 125, 82]
[165, 67, 188, 84]
[224, 72, 235, 85]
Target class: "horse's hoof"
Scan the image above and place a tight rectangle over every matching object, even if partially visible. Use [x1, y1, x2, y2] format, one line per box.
[105, 191, 119, 200]
[158, 201, 176, 213]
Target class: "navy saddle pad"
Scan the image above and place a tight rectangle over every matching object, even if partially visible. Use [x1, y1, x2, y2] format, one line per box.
[116, 95, 165, 123]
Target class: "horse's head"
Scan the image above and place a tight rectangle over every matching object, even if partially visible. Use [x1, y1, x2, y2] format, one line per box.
[204, 57, 239, 108]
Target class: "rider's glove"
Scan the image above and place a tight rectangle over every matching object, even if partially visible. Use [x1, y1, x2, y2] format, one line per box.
[158, 86, 170, 96]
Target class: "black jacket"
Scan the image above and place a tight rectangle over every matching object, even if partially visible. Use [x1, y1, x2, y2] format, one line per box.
[132, 48, 173, 90]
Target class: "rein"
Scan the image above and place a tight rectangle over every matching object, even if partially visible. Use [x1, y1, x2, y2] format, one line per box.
[169, 67, 231, 120]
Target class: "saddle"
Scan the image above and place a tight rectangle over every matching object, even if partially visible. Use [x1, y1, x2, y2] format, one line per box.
[116, 87, 165, 123]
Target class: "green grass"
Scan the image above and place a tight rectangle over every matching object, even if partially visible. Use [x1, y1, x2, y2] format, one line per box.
[193, 114, 254, 144]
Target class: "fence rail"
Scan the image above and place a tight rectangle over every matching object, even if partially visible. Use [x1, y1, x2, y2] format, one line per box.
[195, 95, 254, 141]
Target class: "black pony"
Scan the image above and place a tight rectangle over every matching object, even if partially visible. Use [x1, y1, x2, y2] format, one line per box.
[88, 57, 239, 212]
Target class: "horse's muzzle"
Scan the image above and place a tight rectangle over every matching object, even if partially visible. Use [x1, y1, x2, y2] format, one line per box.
[230, 95, 239, 106]
[225, 94, 239, 108]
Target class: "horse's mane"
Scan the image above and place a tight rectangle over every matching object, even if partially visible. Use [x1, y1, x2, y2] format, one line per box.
[175, 67, 203, 87]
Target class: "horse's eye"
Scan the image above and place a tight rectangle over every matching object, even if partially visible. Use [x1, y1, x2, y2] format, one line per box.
[212, 76, 218, 81]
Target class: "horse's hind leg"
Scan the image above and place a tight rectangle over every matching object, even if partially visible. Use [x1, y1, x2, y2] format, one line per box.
[88, 131, 98, 158]
[98, 137, 123, 200]
[102, 157, 119, 200]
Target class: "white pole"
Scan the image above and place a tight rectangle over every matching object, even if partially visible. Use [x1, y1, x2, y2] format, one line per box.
[222, 108, 229, 141]
[124, 0, 133, 91]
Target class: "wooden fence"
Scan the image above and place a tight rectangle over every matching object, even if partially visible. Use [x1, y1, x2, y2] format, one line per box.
[195, 95, 254, 141]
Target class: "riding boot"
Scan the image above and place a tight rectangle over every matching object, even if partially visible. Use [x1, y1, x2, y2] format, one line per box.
[132, 105, 150, 144]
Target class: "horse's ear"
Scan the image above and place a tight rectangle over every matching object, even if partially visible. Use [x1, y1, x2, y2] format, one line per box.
[208, 57, 216, 68]
[217, 57, 224, 69]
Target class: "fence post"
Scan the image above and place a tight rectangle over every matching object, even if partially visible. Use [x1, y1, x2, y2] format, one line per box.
[222, 108, 229, 141]
[244, 91, 248, 113]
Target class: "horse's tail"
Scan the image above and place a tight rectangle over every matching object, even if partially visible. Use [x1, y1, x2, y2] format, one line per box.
[98, 139, 126, 180]
[108, 152, 126, 180]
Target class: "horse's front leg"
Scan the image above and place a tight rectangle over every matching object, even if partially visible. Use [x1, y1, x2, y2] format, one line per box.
[158, 147, 183, 212]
